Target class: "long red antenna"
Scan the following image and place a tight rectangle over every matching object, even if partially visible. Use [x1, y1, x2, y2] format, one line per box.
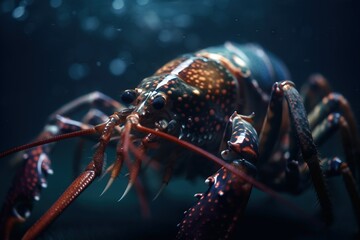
[0, 128, 98, 159]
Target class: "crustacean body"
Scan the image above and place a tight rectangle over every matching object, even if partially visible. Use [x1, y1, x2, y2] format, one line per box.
[0, 42, 359, 239]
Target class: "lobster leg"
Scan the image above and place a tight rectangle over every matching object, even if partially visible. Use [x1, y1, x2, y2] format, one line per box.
[0, 92, 123, 240]
[0, 117, 90, 240]
[311, 114, 360, 229]
[255, 81, 333, 224]
[177, 112, 259, 240]
[21, 112, 123, 240]
[280, 81, 333, 224]
[322, 157, 360, 229]
[312, 113, 359, 172]
[73, 109, 110, 178]
[307, 93, 360, 179]
[300, 74, 332, 112]
[48, 91, 122, 121]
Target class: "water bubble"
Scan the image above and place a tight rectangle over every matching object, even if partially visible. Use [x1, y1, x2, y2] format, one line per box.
[112, 0, 124, 10]
[81, 16, 100, 32]
[96, 61, 102, 67]
[12, 6, 25, 19]
[109, 58, 126, 76]
[136, 0, 149, 6]
[158, 30, 172, 43]
[103, 25, 117, 39]
[68, 63, 89, 80]
[142, 11, 161, 30]
[173, 14, 192, 28]
[49, 0, 62, 8]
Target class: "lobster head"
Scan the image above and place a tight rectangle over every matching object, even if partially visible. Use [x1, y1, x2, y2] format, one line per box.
[120, 74, 204, 136]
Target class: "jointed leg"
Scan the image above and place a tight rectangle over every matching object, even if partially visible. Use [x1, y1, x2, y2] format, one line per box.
[21, 112, 124, 240]
[72, 109, 110, 178]
[258, 81, 333, 224]
[321, 157, 360, 229]
[282, 81, 333, 224]
[0, 92, 123, 239]
[309, 112, 360, 229]
[48, 91, 122, 121]
[300, 74, 332, 112]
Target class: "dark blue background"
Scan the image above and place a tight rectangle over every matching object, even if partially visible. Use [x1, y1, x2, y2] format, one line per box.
[0, 0, 359, 239]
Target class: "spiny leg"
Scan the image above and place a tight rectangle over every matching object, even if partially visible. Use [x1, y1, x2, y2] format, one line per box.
[300, 74, 332, 112]
[282, 81, 333, 224]
[153, 151, 177, 201]
[258, 83, 299, 192]
[258, 82, 284, 162]
[312, 113, 358, 171]
[48, 91, 122, 121]
[0, 117, 95, 239]
[258, 81, 333, 224]
[73, 109, 110, 178]
[321, 157, 360, 229]
[310, 113, 360, 229]
[21, 112, 124, 240]
[308, 93, 360, 179]
[0, 92, 123, 239]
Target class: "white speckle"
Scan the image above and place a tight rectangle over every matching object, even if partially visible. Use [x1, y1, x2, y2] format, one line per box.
[96, 61, 102, 67]
[109, 58, 126, 76]
[68, 63, 89, 80]
[49, 0, 62, 8]
[24, 210, 31, 218]
[12, 6, 25, 19]
[112, 0, 124, 10]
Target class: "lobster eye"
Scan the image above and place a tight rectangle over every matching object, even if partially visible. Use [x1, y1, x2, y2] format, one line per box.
[152, 95, 166, 110]
[120, 90, 136, 104]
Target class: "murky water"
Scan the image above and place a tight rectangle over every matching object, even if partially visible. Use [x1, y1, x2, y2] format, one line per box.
[0, 0, 359, 239]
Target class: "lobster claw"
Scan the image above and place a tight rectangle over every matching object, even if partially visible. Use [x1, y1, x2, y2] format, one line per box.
[177, 112, 259, 239]
[0, 146, 53, 240]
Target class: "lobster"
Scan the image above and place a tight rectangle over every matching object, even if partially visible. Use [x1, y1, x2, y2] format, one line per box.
[0, 42, 359, 239]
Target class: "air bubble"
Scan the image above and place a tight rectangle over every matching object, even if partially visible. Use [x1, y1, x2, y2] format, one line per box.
[109, 58, 126, 76]
[112, 0, 124, 10]
[68, 63, 89, 80]
[12, 6, 25, 19]
[136, 0, 149, 6]
[81, 16, 100, 32]
[50, 0, 62, 8]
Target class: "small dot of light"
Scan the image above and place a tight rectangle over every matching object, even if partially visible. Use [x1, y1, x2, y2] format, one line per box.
[68, 63, 89, 80]
[136, 0, 149, 6]
[109, 58, 126, 76]
[12, 6, 25, 19]
[81, 16, 100, 31]
[49, 0, 62, 8]
[112, 0, 124, 10]
[103, 25, 117, 39]
[158, 30, 172, 43]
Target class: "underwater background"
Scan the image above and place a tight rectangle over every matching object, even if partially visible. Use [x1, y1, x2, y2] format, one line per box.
[0, 0, 360, 239]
